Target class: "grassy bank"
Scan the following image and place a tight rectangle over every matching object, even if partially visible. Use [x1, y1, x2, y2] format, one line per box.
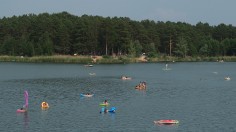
[0, 55, 92, 64]
[0, 55, 235, 64]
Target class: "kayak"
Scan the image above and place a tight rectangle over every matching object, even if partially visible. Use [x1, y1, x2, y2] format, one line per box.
[80, 94, 94, 97]
[154, 120, 179, 125]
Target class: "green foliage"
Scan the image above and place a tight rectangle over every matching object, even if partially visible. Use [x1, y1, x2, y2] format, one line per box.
[134, 40, 143, 57]
[199, 44, 209, 56]
[102, 55, 111, 59]
[174, 37, 189, 58]
[128, 41, 136, 57]
[146, 43, 157, 58]
[0, 12, 236, 58]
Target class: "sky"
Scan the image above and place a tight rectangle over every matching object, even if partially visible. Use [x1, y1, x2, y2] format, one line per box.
[1, 0, 236, 26]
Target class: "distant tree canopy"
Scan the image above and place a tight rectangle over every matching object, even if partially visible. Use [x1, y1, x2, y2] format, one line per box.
[0, 12, 236, 57]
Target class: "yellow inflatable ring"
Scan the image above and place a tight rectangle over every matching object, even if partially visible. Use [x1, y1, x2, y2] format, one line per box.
[41, 102, 49, 108]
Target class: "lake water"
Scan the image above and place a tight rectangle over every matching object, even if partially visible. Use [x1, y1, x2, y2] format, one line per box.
[0, 62, 236, 132]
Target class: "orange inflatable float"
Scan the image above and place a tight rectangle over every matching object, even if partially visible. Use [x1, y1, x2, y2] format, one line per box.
[41, 101, 49, 108]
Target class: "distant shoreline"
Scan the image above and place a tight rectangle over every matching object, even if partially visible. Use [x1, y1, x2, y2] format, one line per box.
[0, 55, 235, 64]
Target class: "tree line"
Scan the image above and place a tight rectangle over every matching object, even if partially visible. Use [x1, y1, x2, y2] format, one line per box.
[0, 11, 236, 57]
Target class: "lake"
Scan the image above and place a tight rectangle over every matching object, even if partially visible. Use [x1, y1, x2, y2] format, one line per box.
[0, 62, 235, 132]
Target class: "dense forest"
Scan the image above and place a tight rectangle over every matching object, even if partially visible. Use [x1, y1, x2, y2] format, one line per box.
[0, 11, 236, 58]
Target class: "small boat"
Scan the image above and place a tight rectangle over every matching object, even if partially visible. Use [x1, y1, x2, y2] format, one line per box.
[154, 120, 179, 125]
[80, 93, 94, 97]
[41, 101, 49, 108]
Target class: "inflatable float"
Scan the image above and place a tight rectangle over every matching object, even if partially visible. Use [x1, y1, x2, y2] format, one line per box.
[99, 103, 109, 106]
[41, 102, 49, 108]
[80, 93, 94, 97]
[154, 120, 179, 125]
[100, 100, 109, 106]
[225, 77, 231, 80]
[100, 107, 116, 113]
[121, 76, 132, 80]
[16, 91, 28, 113]
[16, 109, 27, 113]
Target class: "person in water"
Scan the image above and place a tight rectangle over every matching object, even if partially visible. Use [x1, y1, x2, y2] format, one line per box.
[104, 108, 108, 113]
[21, 105, 27, 111]
[121, 75, 131, 80]
[100, 107, 108, 113]
[42, 102, 48, 107]
[104, 100, 108, 104]
[121, 76, 126, 80]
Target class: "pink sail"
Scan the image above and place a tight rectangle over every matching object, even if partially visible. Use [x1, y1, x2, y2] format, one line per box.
[24, 91, 28, 108]
[17, 91, 28, 113]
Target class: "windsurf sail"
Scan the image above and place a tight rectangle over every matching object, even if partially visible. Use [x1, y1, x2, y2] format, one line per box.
[24, 91, 28, 108]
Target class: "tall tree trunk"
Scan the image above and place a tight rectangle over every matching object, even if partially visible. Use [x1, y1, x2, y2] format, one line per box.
[105, 34, 108, 55]
[169, 36, 172, 56]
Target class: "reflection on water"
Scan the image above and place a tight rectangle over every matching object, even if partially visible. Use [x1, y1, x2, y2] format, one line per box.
[16, 112, 29, 131]
[155, 123, 179, 132]
[23, 112, 29, 130]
